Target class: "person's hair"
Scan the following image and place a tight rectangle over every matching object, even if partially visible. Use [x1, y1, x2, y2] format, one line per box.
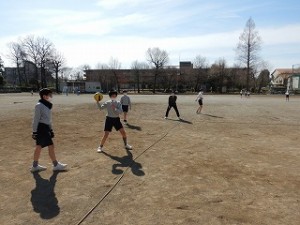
[108, 89, 118, 97]
[39, 88, 52, 99]
[123, 90, 128, 93]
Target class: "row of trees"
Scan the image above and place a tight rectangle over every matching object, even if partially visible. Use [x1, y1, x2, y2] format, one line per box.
[1, 17, 269, 93]
[141, 18, 270, 92]
[4, 35, 65, 92]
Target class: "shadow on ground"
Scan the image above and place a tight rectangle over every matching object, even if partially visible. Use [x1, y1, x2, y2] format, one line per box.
[166, 118, 193, 124]
[126, 123, 142, 131]
[102, 149, 145, 176]
[30, 171, 65, 219]
[201, 113, 224, 119]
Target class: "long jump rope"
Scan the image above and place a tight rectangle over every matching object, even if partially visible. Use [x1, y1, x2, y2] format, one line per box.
[75, 118, 186, 225]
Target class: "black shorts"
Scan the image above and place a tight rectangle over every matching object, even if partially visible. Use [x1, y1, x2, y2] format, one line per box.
[104, 116, 123, 132]
[122, 105, 129, 113]
[198, 99, 203, 106]
[36, 123, 53, 148]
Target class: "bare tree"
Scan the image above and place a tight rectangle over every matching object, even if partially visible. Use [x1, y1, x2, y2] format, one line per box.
[131, 60, 149, 93]
[193, 55, 209, 91]
[257, 69, 270, 93]
[95, 63, 110, 92]
[254, 60, 270, 92]
[236, 17, 262, 91]
[80, 64, 91, 71]
[210, 58, 227, 93]
[108, 57, 121, 92]
[36, 37, 54, 88]
[146, 47, 169, 93]
[22, 35, 40, 88]
[7, 42, 27, 86]
[22, 35, 54, 88]
[51, 50, 65, 93]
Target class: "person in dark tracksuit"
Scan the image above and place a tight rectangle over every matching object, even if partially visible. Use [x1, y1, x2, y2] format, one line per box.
[31, 88, 67, 172]
[164, 92, 181, 120]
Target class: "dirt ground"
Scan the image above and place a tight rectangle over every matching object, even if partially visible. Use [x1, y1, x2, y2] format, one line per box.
[0, 93, 299, 225]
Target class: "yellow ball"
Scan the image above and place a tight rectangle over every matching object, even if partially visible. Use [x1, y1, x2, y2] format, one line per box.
[94, 92, 103, 102]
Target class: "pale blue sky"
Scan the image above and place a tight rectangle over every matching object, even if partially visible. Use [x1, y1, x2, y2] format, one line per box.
[0, 0, 299, 70]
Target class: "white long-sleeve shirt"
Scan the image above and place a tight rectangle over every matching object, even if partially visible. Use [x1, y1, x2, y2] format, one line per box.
[120, 95, 131, 107]
[195, 91, 203, 101]
[32, 102, 52, 132]
[97, 100, 123, 118]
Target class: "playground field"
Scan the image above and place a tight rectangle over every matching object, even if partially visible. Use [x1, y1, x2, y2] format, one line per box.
[0, 93, 299, 225]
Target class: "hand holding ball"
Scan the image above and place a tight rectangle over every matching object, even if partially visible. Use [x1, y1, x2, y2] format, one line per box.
[94, 92, 103, 102]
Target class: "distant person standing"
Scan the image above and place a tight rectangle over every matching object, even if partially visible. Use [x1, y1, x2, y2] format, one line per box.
[120, 90, 131, 124]
[285, 90, 290, 101]
[246, 91, 250, 98]
[165, 91, 181, 120]
[240, 90, 243, 98]
[195, 89, 204, 114]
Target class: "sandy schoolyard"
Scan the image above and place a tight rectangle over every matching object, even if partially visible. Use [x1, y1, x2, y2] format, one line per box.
[0, 93, 299, 225]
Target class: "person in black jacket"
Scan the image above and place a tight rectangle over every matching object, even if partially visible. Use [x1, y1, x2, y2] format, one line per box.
[164, 91, 181, 120]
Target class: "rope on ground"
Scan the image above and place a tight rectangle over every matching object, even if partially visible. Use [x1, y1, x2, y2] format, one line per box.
[75, 121, 181, 225]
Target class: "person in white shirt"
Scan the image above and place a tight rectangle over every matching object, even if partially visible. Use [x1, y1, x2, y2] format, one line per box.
[120, 90, 131, 124]
[95, 90, 132, 153]
[285, 90, 290, 102]
[195, 89, 204, 114]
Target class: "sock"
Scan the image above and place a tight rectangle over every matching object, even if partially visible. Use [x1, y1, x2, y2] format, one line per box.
[123, 137, 127, 146]
[53, 160, 58, 166]
[33, 161, 38, 167]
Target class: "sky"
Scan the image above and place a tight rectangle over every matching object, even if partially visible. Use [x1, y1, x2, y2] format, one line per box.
[0, 0, 300, 71]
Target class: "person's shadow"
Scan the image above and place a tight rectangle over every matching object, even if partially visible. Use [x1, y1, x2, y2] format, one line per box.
[126, 123, 142, 131]
[30, 171, 62, 219]
[201, 113, 224, 119]
[102, 149, 145, 176]
[166, 118, 193, 124]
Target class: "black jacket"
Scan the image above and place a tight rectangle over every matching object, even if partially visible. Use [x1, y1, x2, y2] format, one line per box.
[168, 95, 177, 106]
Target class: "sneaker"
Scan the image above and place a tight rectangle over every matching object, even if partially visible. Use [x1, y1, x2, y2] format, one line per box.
[125, 144, 132, 150]
[30, 164, 47, 173]
[124, 120, 128, 125]
[164, 117, 168, 119]
[53, 162, 68, 171]
[97, 146, 103, 153]
[177, 117, 181, 120]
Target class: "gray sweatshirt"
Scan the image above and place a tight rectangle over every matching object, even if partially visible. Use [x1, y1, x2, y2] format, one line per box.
[97, 100, 123, 118]
[120, 95, 131, 107]
[32, 102, 52, 132]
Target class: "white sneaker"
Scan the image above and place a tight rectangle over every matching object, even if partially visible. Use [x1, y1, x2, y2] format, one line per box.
[164, 117, 168, 119]
[53, 162, 68, 171]
[30, 164, 47, 173]
[177, 117, 181, 120]
[125, 144, 132, 150]
[97, 146, 103, 153]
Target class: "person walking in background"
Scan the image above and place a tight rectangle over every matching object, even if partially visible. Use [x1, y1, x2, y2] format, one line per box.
[285, 90, 290, 101]
[195, 89, 204, 114]
[165, 91, 181, 120]
[120, 90, 131, 124]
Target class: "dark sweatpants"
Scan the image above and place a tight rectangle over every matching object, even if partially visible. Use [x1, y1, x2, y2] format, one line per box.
[165, 104, 180, 117]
